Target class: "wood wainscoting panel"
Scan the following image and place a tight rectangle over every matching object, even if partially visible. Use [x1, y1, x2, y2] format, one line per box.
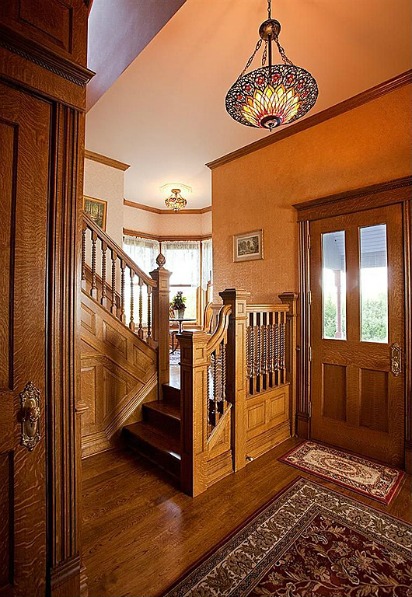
[0, 452, 11, 590]
[360, 369, 389, 433]
[246, 385, 291, 459]
[80, 292, 157, 457]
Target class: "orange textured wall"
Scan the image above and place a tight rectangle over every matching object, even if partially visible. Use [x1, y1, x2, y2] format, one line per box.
[212, 85, 412, 303]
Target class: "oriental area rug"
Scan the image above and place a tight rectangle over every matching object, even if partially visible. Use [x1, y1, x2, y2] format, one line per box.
[279, 441, 405, 505]
[163, 478, 412, 597]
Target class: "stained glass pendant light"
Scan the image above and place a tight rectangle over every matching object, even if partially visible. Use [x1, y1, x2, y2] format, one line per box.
[225, 0, 318, 131]
[164, 188, 187, 211]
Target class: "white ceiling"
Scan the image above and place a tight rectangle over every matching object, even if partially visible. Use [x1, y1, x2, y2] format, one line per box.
[85, 0, 412, 209]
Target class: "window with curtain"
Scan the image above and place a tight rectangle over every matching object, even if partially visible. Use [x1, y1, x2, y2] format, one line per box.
[163, 241, 201, 321]
[122, 235, 212, 325]
[122, 235, 160, 326]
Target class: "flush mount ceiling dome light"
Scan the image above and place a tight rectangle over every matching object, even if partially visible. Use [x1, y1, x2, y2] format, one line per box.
[164, 188, 187, 211]
[225, 0, 318, 131]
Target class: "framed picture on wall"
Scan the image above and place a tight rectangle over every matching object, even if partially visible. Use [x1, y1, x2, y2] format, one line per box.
[233, 229, 263, 262]
[83, 195, 107, 230]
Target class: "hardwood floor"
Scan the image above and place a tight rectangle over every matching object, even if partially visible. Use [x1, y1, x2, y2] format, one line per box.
[82, 438, 412, 597]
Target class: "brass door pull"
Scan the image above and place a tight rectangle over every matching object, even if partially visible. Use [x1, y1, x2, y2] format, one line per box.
[390, 343, 402, 377]
[19, 382, 41, 451]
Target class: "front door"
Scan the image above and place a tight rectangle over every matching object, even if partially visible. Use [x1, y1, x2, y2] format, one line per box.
[0, 83, 49, 595]
[310, 204, 405, 467]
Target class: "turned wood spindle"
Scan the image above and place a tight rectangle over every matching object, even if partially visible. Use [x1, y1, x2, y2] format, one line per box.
[120, 261, 126, 323]
[138, 278, 144, 339]
[129, 269, 135, 332]
[90, 230, 98, 299]
[101, 240, 107, 307]
[111, 250, 117, 315]
[146, 286, 152, 339]
[81, 222, 87, 283]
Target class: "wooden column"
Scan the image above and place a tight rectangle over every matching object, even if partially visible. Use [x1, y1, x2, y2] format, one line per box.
[150, 254, 171, 393]
[279, 292, 298, 437]
[219, 289, 250, 471]
[179, 331, 210, 496]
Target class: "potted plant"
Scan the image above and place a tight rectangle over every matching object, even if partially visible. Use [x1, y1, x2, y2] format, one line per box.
[170, 291, 186, 319]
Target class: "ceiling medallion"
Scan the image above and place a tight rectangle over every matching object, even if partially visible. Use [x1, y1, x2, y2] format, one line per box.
[225, 0, 318, 131]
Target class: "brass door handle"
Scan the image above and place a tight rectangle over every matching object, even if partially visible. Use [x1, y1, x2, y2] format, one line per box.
[19, 382, 41, 451]
[390, 343, 402, 377]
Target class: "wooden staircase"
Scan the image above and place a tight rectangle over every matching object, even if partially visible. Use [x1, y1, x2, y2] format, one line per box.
[122, 384, 182, 481]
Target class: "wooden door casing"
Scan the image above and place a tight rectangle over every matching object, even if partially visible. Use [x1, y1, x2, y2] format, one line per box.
[310, 204, 405, 467]
[0, 83, 51, 597]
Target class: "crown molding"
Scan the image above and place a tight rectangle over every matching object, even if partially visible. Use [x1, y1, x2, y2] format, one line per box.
[84, 149, 130, 171]
[207, 70, 412, 170]
[124, 199, 212, 215]
[0, 25, 94, 87]
[124, 228, 211, 242]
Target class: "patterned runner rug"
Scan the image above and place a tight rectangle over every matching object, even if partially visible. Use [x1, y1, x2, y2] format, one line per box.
[279, 441, 405, 505]
[163, 478, 411, 597]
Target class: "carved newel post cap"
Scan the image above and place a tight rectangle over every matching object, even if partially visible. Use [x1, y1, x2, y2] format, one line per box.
[156, 253, 166, 268]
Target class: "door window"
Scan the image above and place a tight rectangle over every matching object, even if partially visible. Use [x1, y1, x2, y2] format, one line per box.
[322, 230, 346, 340]
[359, 224, 388, 343]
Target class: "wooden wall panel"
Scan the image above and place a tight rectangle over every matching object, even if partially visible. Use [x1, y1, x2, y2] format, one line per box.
[0, 121, 15, 391]
[360, 369, 389, 432]
[323, 363, 347, 421]
[80, 293, 158, 457]
[0, 452, 12, 591]
[246, 386, 291, 459]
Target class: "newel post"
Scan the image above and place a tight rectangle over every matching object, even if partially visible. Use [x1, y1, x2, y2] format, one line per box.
[179, 331, 210, 496]
[220, 289, 250, 471]
[279, 292, 298, 436]
[150, 253, 171, 393]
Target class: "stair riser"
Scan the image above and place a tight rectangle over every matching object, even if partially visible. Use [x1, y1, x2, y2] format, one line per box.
[143, 406, 180, 440]
[162, 385, 181, 405]
[123, 430, 181, 479]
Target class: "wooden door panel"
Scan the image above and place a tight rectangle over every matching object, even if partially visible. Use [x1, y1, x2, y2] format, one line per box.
[310, 204, 405, 467]
[0, 83, 50, 596]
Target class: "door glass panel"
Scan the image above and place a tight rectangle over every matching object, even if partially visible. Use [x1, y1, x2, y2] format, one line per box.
[322, 231, 346, 340]
[360, 224, 388, 343]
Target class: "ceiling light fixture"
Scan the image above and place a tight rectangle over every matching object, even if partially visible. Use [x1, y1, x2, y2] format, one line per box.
[164, 188, 187, 212]
[225, 0, 318, 131]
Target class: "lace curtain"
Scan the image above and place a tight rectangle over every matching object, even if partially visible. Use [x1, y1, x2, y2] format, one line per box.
[162, 241, 200, 286]
[201, 239, 213, 291]
[123, 235, 160, 274]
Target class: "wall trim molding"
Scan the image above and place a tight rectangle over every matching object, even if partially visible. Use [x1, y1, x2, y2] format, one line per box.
[124, 198, 212, 214]
[0, 25, 94, 87]
[206, 70, 412, 170]
[85, 149, 130, 171]
[123, 228, 212, 242]
[294, 176, 412, 221]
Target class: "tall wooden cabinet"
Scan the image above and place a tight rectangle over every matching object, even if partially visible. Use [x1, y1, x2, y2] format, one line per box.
[0, 2, 92, 595]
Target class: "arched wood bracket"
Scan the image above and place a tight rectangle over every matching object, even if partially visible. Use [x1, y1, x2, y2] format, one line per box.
[19, 382, 41, 451]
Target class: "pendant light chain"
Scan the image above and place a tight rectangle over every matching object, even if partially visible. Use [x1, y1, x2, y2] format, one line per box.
[238, 38, 263, 80]
[267, 0, 271, 19]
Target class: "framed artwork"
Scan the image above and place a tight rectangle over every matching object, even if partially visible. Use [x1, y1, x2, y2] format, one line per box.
[83, 195, 107, 230]
[233, 229, 263, 262]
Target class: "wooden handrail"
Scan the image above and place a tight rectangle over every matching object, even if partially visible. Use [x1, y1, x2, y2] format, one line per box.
[82, 213, 156, 288]
[246, 303, 289, 313]
[206, 304, 231, 355]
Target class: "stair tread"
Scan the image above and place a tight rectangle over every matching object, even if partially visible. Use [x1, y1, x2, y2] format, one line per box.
[123, 422, 181, 459]
[144, 400, 180, 420]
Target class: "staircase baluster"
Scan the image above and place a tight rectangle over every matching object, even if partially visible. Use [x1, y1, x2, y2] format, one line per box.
[90, 231, 98, 299]
[280, 311, 286, 383]
[138, 278, 144, 339]
[81, 222, 87, 286]
[120, 260, 126, 323]
[146, 286, 152, 340]
[111, 249, 117, 316]
[101, 240, 107, 307]
[221, 341, 226, 412]
[129, 269, 135, 332]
